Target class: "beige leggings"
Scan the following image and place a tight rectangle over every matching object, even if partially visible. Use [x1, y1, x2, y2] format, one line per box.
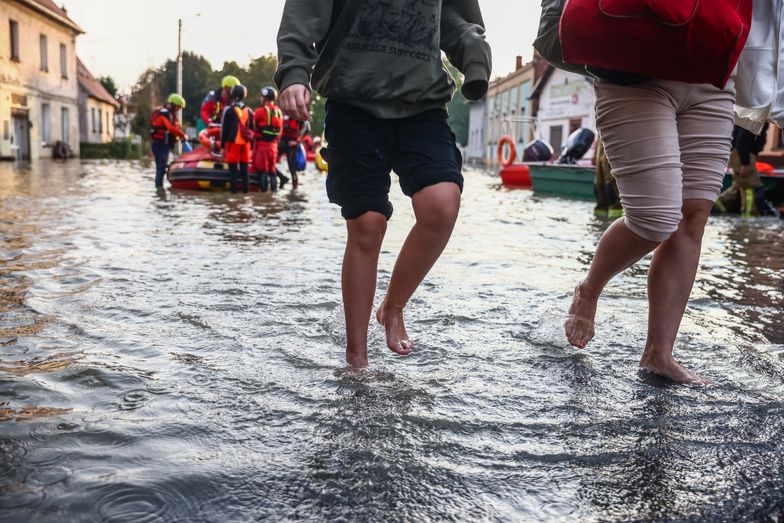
[594, 79, 735, 242]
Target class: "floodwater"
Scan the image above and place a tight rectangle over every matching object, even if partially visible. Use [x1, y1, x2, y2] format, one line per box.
[0, 159, 783, 523]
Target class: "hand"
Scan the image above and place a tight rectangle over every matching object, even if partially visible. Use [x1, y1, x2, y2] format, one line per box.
[280, 85, 311, 122]
[740, 164, 754, 178]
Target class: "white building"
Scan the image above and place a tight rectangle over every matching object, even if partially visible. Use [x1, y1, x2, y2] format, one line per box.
[77, 57, 119, 144]
[0, 0, 83, 160]
[530, 66, 596, 159]
[465, 99, 485, 165]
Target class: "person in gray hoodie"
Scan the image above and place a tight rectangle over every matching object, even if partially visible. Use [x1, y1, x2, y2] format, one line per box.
[275, 0, 491, 367]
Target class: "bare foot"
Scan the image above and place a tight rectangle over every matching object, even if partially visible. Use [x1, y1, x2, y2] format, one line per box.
[565, 282, 598, 349]
[639, 352, 712, 385]
[346, 350, 369, 368]
[375, 301, 414, 356]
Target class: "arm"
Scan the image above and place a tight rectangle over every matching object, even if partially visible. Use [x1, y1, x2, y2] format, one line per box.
[274, 0, 335, 120]
[201, 98, 216, 126]
[274, 0, 335, 93]
[440, 0, 492, 101]
[157, 115, 186, 140]
[220, 108, 236, 146]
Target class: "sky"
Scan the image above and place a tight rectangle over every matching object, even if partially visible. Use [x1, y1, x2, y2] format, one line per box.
[65, 0, 542, 92]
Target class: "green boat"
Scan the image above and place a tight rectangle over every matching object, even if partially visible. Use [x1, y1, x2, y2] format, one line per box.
[528, 163, 595, 201]
[529, 163, 784, 204]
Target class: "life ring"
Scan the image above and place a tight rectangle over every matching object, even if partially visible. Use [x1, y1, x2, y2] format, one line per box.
[315, 147, 328, 172]
[198, 125, 222, 150]
[497, 136, 517, 167]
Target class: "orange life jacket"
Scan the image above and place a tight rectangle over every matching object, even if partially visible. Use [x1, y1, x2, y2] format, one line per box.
[233, 106, 253, 145]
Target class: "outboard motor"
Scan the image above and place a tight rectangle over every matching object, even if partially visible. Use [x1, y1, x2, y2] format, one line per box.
[523, 139, 554, 162]
[558, 128, 595, 165]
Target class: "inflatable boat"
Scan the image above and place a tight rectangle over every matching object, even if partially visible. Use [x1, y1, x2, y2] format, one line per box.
[167, 146, 264, 192]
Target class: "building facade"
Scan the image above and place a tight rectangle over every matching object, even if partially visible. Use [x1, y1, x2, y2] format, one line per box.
[77, 58, 118, 144]
[480, 57, 536, 167]
[465, 99, 485, 165]
[0, 0, 83, 160]
[530, 66, 596, 160]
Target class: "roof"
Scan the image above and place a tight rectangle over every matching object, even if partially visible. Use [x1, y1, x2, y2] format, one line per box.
[529, 65, 555, 100]
[488, 61, 535, 93]
[15, 0, 84, 34]
[77, 58, 120, 108]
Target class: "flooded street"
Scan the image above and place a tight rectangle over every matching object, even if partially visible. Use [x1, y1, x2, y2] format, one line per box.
[1, 159, 783, 522]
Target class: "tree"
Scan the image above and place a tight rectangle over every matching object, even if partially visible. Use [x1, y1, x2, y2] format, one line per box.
[244, 54, 278, 104]
[99, 76, 118, 98]
[129, 66, 160, 137]
[158, 52, 213, 126]
[444, 59, 470, 146]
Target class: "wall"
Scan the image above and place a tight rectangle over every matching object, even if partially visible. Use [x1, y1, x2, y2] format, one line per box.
[79, 94, 115, 144]
[0, 0, 80, 159]
[466, 100, 485, 164]
[535, 69, 596, 160]
[481, 65, 535, 167]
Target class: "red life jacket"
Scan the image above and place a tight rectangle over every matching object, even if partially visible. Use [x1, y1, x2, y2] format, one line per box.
[150, 107, 174, 142]
[255, 103, 283, 141]
[281, 115, 301, 140]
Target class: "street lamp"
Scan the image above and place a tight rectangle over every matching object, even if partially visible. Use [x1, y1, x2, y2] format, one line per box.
[176, 13, 200, 153]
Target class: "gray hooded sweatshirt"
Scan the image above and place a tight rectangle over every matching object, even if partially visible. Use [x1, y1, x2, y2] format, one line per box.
[274, 0, 492, 119]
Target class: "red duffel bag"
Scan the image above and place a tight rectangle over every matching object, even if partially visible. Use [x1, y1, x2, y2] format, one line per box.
[559, 0, 753, 88]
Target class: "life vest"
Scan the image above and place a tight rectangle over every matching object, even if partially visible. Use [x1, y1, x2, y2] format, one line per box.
[282, 115, 301, 140]
[256, 103, 283, 141]
[202, 89, 230, 123]
[233, 105, 253, 145]
[150, 107, 174, 143]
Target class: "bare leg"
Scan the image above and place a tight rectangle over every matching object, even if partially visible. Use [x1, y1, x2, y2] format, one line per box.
[343, 212, 387, 367]
[566, 218, 659, 348]
[640, 199, 713, 384]
[377, 182, 461, 354]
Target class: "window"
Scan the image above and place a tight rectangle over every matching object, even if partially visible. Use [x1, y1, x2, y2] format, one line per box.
[91, 108, 96, 133]
[61, 107, 69, 143]
[41, 103, 51, 143]
[60, 43, 67, 78]
[10, 20, 20, 62]
[106, 111, 110, 136]
[98, 109, 103, 134]
[40, 34, 48, 71]
[569, 118, 582, 135]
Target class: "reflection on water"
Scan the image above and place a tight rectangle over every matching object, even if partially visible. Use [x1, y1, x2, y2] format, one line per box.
[0, 160, 782, 521]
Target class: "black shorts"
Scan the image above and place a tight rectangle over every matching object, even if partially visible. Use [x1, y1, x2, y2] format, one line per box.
[322, 101, 464, 220]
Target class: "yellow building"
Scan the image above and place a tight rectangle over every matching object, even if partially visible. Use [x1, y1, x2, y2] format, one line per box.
[0, 0, 83, 160]
[77, 58, 118, 144]
[483, 57, 536, 166]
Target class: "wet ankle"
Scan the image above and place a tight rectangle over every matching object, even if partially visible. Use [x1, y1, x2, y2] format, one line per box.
[577, 281, 600, 300]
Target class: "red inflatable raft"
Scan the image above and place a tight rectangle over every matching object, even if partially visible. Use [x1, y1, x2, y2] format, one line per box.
[167, 146, 264, 192]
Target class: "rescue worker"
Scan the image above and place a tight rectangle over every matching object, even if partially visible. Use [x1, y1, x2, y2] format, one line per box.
[221, 85, 255, 194]
[150, 93, 188, 189]
[252, 86, 284, 192]
[593, 138, 623, 218]
[277, 113, 307, 189]
[715, 123, 778, 216]
[200, 75, 241, 127]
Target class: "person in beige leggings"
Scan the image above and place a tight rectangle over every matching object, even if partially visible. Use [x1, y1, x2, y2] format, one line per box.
[566, 78, 735, 384]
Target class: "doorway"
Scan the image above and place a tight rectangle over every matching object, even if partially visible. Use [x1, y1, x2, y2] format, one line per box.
[12, 110, 30, 160]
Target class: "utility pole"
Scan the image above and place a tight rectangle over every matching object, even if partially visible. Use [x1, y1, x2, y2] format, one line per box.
[175, 18, 183, 155]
